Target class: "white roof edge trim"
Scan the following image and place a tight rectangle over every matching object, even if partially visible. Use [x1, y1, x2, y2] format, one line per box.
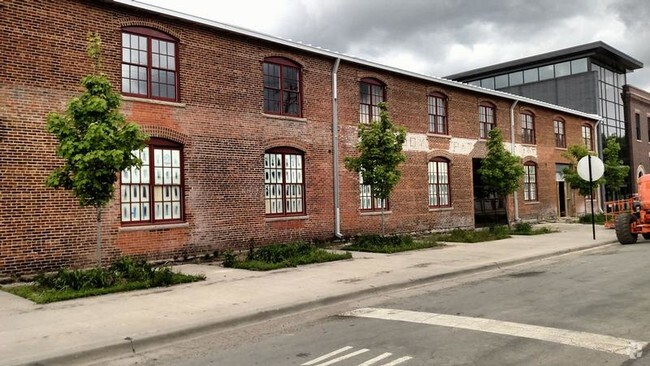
[111, 0, 601, 121]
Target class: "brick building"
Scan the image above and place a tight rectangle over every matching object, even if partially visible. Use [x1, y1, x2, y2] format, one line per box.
[1, 0, 599, 276]
[624, 85, 650, 184]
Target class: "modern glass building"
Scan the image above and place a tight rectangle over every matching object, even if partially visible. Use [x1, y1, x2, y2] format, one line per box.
[446, 41, 643, 197]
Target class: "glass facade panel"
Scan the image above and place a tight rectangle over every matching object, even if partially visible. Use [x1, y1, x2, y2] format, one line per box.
[555, 61, 571, 77]
[523, 68, 539, 83]
[571, 58, 588, 74]
[539, 65, 554, 80]
[494, 74, 509, 89]
[509, 71, 523, 86]
[480, 77, 495, 89]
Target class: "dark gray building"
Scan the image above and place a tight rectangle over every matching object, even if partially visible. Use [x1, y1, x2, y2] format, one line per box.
[446, 41, 643, 197]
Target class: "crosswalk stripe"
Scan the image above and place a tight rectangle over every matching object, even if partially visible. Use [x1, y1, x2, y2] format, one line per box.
[343, 307, 647, 359]
[357, 352, 392, 366]
[301, 346, 353, 365]
[312, 348, 370, 366]
[381, 356, 413, 366]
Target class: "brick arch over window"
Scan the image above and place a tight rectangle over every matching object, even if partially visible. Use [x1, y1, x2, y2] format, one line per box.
[264, 147, 306, 216]
[479, 101, 496, 139]
[263, 57, 302, 117]
[523, 161, 538, 202]
[426, 150, 452, 161]
[118, 19, 182, 40]
[121, 26, 179, 102]
[428, 157, 451, 207]
[139, 125, 189, 146]
[520, 110, 536, 144]
[262, 138, 309, 153]
[359, 77, 386, 123]
[428, 92, 448, 135]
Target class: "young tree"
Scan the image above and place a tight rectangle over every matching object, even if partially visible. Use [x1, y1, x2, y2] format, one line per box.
[345, 102, 406, 236]
[46, 33, 147, 266]
[478, 128, 524, 226]
[603, 136, 629, 200]
[561, 144, 604, 214]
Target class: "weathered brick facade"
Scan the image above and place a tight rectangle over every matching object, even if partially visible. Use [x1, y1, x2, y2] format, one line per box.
[624, 85, 650, 189]
[1, 0, 598, 276]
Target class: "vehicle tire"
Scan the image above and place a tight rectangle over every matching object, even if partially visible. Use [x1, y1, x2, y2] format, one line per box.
[615, 213, 638, 245]
[643, 233, 650, 240]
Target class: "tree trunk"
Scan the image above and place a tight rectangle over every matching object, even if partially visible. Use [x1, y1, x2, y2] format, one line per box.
[381, 204, 385, 237]
[503, 195, 511, 229]
[96, 206, 102, 267]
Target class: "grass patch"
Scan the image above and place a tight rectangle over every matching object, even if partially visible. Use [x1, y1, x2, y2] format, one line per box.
[223, 242, 352, 271]
[579, 213, 606, 225]
[1, 257, 205, 304]
[436, 226, 511, 243]
[342, 234, 443, 253]
[509, 222, 557, 235]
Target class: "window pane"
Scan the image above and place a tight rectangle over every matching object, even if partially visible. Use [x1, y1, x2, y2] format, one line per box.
[494, 74, 508, 88]
[480, 78, 495, 89]
[571, 58, 588, 74]
[508, 71, 523, 86]
[523, 68, 538, 83]
[539, 65, 554, 80]
[555, 61, 570, 77]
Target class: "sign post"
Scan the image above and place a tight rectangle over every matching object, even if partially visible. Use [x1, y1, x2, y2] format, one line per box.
[577, 155, 605, 240]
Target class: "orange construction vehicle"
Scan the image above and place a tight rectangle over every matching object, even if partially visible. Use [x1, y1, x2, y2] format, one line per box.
[615, 174, 650, 244]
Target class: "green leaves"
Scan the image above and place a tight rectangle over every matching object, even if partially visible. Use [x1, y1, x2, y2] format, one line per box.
[561, 144, 602, 197]
[603, 136, 629, 196]
[478, 128, 524, 200]
[46, 33, 147, 208]
[345, 102, 406, 201]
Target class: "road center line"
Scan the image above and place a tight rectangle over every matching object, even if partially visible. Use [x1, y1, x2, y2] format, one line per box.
[343, 307, 647, 359]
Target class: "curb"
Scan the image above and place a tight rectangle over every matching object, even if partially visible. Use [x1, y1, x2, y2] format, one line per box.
[21, 240, 618, 366]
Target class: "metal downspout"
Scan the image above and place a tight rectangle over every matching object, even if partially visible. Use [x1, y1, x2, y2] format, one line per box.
[332, 58, 343, 238]
[510, 100, 520, 222]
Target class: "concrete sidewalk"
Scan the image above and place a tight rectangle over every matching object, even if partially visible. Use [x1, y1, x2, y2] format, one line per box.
[0, 223, 618, 366]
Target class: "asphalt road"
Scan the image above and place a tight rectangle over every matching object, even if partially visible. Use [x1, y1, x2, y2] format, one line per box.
[97, 242, 650, 366]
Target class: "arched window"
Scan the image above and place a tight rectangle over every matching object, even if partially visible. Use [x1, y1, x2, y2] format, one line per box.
[121, 138, 184, 224]
[359, 172, 388, 211]
[428, 92, 448, 135]
[262, 57, 302, 117]
[428, 158, 451, 207]
[554, 118, 566, 148]
[264, 147, 305, 216]
[521, 111, 535, 144]
[523, 162, 538, 201]
[479, 102, 496, 139]
[121, 27, 179, 101]
[359, 78, 385, 123]
[582, 124, 594, 150]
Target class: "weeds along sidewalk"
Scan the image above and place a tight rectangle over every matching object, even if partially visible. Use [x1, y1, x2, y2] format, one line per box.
[0, 223, 617, 366]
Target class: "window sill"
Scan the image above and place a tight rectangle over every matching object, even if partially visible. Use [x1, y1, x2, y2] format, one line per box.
[524, 201, 540, 205]
[360, 210, 392, 216]
[265, 215, 309, 222]
[429, 206, 453, 212]
[426, 133, 451, 139]
[555, 147, 567, 151]
[122, 96, 187, 108]
[119, 222, 189, 232]
[262, 113, 308, 123]
[520, 143, 537, 147]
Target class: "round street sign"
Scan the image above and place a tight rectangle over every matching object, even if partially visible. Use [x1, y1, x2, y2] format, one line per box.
[577, 155, 604, 181]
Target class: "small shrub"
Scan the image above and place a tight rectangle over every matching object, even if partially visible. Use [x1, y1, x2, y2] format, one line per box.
[579, 213, 605, 225]
[512, 222, 532, 234]
[222, 251, 237, 268]
[437, 226, 511, 243]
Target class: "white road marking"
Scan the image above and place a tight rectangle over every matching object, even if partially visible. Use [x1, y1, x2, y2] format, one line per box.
[381, 356, 413, 366]
[312, 348, 370, 366]
[357, 352, 392, 366]
[302, 346, 353, 365]
[343, 307, 648, 359]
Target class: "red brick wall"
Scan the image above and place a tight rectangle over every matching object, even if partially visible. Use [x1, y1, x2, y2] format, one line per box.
[1, 0, 594, 276]
[624, 85, 650, 190]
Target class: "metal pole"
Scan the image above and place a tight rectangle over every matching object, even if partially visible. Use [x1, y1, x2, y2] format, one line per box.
[589, 156, 596, 240]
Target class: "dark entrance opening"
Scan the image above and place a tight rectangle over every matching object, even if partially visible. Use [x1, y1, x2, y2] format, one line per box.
[472, 158, 508, 227]
[558, 181, 567, 217]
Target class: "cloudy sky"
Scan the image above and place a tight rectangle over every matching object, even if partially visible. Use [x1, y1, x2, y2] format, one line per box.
[139, 0, 650, 90]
